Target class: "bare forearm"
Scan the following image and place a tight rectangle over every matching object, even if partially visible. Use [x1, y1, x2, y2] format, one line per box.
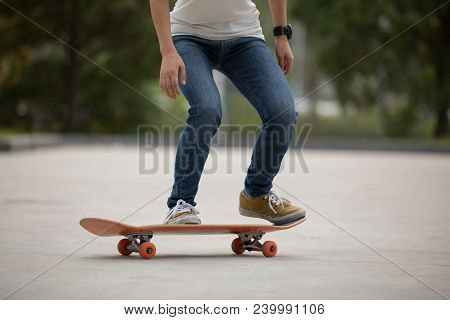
[268, 0, 288, 26]
[268, 0, 293, 75]
[149, 0, 175, 55]
[149, 0, 186, 99]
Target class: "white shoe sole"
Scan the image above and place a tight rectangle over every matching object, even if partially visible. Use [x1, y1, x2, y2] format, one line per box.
[167, 215, 201, 225]
[239, 208, 306, 225]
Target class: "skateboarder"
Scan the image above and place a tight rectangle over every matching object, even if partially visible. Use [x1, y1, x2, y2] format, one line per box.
[149, 0, 306, 225]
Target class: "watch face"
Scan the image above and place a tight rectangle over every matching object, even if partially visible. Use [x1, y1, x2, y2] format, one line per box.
[273, 25, 293, 39]
[287, 24, 293, 39]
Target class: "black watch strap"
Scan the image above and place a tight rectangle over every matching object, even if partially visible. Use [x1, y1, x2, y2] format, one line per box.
[273, 24, 292, 39]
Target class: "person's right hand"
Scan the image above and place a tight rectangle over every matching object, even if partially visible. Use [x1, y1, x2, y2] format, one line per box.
[160, 49, 186, 100]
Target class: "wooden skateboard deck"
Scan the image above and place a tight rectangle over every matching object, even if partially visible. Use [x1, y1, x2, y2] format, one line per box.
[80, 217, 306, 259]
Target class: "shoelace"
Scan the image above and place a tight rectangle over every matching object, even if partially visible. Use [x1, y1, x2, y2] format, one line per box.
[263, 190, 291, 214]
[164, 199, 199, 223]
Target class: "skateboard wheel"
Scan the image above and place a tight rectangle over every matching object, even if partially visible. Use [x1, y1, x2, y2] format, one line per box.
[139, 242, 156, 259]
[117, 239, 132, 256]
[262, 241, 277, 258]
[231, 238, 245, 255]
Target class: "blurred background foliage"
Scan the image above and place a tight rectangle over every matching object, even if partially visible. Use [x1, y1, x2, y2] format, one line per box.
[292, 0, 450, 138]
[0, 0, 449, 139]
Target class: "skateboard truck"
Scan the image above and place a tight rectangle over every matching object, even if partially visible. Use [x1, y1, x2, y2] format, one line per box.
[117, 234, 156, 259]
[126, 234, 153, 243]
[239, 233, 264, 251]
[233, 232, 278, 257]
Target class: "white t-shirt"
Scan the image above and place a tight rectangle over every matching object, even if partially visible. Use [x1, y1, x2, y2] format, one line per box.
[170, 0, 264, 40]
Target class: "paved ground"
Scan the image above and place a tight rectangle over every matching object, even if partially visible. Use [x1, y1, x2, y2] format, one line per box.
[0, 145, 449, 299]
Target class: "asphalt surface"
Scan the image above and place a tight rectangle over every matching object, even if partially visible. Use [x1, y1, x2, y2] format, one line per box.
[0, 145, 449, 299]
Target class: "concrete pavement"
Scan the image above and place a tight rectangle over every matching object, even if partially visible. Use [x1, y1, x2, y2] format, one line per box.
[0, 146, 449, 299]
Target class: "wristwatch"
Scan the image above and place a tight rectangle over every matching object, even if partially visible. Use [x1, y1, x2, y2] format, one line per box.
[273, 24, 293, 40]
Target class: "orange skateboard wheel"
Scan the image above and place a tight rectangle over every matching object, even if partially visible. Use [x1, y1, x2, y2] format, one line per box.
[117, 239, 132, 256]
[139, 242, 156, 259]
[231, 238, 245, 254]
[262, 241, 277, 258]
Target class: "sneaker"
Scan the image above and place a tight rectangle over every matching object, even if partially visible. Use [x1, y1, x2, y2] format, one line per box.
[164, 199, 201, 224]
[239, 190, 306, 225]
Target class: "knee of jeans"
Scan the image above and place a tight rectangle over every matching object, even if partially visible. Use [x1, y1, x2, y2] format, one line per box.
[266, 103, 297, 127]
[200, 107, 222, 132]
[188, 98, 222, 130]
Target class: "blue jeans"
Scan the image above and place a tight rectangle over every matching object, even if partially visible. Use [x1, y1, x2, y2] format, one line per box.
[167, 35, 297, 208]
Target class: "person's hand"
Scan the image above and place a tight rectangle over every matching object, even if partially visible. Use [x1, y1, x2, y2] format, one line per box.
[275, 36, 294, 75]
[160, 49, 186, 100]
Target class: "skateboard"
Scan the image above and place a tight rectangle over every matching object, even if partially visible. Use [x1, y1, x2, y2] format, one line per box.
[79, 217, 306, 259]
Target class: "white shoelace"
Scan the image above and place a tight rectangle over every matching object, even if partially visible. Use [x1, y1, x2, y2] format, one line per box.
[164, 199, 199, 223]
[263, 190, 291, 214]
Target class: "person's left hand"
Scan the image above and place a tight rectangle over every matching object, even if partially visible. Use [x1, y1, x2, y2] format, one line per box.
[275, 36, 294, 75]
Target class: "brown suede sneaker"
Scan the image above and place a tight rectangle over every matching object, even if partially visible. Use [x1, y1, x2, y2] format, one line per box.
[239, 190, 306, 225]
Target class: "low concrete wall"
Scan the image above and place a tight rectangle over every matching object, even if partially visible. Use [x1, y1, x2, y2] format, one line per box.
[1, 133, 449, 153]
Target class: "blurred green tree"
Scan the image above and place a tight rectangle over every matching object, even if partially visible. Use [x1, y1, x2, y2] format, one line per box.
[292, 0, 450, 137]
[0, 0, 162, 133]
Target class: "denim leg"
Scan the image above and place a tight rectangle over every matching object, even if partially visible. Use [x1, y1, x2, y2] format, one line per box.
[219, 38, 297, 197]
[167, 38, 222, 208]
